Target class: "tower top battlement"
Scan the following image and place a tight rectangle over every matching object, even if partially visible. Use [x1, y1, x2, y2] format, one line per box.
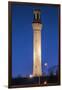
[33, 9, 40, 14]
[32, 9, 41, 24]
[32, 9, 42, 31]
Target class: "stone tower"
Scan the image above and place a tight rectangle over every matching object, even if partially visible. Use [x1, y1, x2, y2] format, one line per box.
[32, 9, 42, 76]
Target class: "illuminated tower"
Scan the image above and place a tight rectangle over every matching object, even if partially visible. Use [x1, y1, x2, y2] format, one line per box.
[32, 10, 42, 76]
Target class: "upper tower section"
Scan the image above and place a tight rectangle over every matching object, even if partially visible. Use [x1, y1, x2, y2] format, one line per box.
[33, 9, 41, 23]
[32, 9, 42, 31]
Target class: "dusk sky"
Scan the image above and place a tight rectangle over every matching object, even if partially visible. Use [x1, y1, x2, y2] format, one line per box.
[12, 3, 59, 78]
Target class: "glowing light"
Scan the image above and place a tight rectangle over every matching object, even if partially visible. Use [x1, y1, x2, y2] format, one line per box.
[44, 81, 47, 85]
[44, 62, 48, 66]
[29, 74, 33, 78]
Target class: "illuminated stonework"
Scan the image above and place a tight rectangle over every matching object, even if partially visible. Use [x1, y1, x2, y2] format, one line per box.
[32, 10, 42, 76]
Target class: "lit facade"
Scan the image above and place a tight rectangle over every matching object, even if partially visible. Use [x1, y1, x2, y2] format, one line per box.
[32, 10, 42, 76]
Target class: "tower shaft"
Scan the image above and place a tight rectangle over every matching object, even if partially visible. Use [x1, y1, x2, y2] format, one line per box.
[32, 10, 42, 77]
[33, 30, 41, 76]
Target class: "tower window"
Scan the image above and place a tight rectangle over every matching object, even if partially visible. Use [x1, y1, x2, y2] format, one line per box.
[34, 14, 35, 20]
[37, 13, 39, 20]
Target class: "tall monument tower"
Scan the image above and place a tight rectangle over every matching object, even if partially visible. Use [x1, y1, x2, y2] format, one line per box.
[32, 9, 42, 76]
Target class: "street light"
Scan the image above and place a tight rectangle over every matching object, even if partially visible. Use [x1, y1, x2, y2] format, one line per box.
[29, 74, 33, 78]
[44, 62, 48, 76]
[44, 62, 48, 66]
[44, 81, 47, 85]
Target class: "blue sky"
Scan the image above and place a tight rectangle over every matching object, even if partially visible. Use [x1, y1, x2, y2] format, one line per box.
[12, 3, 59, 78]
